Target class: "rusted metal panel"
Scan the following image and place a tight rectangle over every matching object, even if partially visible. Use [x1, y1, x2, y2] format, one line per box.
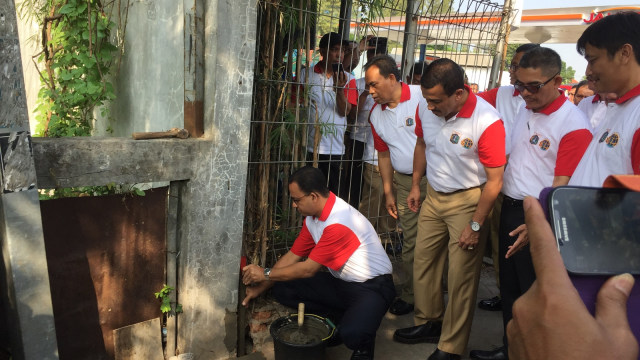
[40, 187, 168, 359]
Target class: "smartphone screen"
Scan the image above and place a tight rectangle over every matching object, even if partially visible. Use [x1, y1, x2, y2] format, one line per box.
[549, 186, 640, 275]
[331, 63, 343, 74]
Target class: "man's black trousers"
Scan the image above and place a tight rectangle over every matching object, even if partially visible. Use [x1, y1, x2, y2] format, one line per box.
[498, 195, 536, 347]
[273, 272, 395, 351]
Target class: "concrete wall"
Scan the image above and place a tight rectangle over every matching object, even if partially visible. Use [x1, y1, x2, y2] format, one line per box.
[175, 0, 256, 357]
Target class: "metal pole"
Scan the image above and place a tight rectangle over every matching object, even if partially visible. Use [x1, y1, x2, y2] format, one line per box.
[338, 0, 352, 40]
[488, 0, 514, 89]
[401, 0, 420, 80]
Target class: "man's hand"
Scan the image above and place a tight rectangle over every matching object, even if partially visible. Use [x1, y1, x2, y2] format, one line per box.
[358, 35, 375, 52]
[334, 70, 348, 88]
[242, 264, 266, 285]
[458, 224, 480, 250]
[506, 197, 638, 360]
[505, 224, 528, 258]
[385, 192, 398, 219]
[242, 281, 270, 307]
[407, 185, 422, 213]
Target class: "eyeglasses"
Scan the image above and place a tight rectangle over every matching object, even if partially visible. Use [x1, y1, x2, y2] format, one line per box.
[514, 72, 559, 95]
[291, 193, 311, 204]
[509, 64, 519, 72]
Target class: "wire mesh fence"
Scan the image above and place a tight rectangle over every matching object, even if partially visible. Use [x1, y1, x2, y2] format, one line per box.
[243, 0, 506, 268]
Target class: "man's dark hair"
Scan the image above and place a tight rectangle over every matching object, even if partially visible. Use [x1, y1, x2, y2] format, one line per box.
[518, 47, 562, 77]
[577, 11, 640, 64]
[571, 83, 579, 90]
[575, 80, 589, 92]
[420, 58, 465, 96]
[364, 55, 401, 80]
[515, 43, 540, 54]
[289, 166, 330, 197]
[409, 61, 429, 78]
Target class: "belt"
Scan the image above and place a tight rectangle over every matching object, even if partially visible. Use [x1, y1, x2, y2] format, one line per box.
[365, 273, 393, 284]
[503, 195, 524, 207]
[396, 172, 413, 177]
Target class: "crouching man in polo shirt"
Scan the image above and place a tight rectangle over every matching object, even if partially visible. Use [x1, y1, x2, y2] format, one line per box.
[365, 54, 427, 315]
[241, 166, 395, 360]
[394, 58, 505, 360]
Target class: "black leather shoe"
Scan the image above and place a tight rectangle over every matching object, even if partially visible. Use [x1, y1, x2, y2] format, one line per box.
[351, 347, 374, 360]
[393, 321, 442, 344]
[469, 346, 508, 360]
[478, 296, 502, 311]
[427, 348, 461, 360]
[389, 298, 414, 315]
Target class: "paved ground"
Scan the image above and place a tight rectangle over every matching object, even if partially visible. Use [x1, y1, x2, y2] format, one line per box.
[255, 260, 504, 360]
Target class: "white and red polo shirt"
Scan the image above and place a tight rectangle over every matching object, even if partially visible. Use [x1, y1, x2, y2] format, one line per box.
[290, 192, 393, 282]
[346, 77, 378, 165]
[502, 94, 592, 200]
[478, 85, 525, 154]
[569, 84, 640, 187]
[368, 83, 423, 175]
[416, 87, 506, 193]
[577, 94, 616, 134]
[299, 64, 355, 155]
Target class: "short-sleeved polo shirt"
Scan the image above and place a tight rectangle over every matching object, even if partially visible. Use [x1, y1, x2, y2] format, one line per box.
[346, 77, 378, 165]
[368, 83, 423, 174]
[577, 94, 616, 134]
[415, 88, 506, 193]
[290, 192, 393, 282]
[503, 94, 592, 200]
[570, 84, 640, 187]
[300, 64, 355, 155]
[478, 85, 525, 154]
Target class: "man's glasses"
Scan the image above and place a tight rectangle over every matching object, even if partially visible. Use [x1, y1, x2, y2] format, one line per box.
[291, 193, 310, 204]
[509, 64, 519, 72]
[514, 72, 559, 95]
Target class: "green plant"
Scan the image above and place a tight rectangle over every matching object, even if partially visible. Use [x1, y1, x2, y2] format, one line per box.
[38, 183, 146, 200]
[20, 0, 119, 137]
[154, 284, 183, 316]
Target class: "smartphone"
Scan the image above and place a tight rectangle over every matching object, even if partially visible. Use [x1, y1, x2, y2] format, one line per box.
[331, 63, 344, 74]
[548, 186, 640, 275]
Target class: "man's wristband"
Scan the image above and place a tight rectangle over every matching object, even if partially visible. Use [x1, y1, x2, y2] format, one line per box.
[263, 267, 271, 281]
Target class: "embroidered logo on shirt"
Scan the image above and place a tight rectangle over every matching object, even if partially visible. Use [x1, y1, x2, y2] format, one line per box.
[461, 138, 474, 149]
[605, 133, 620, 148]
[539, 139, 551, 151]
[450, 132, 460, 144]
[529, 135, 539, 145]
[599, 131, 609, 143]
[405, 117, 414, 126]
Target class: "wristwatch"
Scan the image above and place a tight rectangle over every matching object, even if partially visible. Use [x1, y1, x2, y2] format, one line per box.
[469, 220, 481, 232]
[263, 267, 272, 281]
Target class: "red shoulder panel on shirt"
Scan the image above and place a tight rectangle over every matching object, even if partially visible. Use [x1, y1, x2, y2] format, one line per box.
[477, 87, 498, 108]
[415, 105, 424, 138]
[555, 129, 593, 176]
[318, 192, 337, 221]
[290, 219, 316, 258]
[370, 122, 390, 152]
[632, 129, 640, 175]
[345, 78, 359, 106]
[308, 223, 361, 271]
[458, 85, 477, 118]
[478, 120, 506, 167]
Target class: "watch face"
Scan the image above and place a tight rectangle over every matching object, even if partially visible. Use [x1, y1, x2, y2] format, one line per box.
[471, 222, 481, 231]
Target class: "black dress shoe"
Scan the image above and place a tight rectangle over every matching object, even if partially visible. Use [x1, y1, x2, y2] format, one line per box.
[478, 295, 502, 311]
[351, 347, 374, 360]
[389, 298, 414, 315]
[427, 348, 461, 360]
[469, 346, 508, 360]
[393, 321, 442, 344]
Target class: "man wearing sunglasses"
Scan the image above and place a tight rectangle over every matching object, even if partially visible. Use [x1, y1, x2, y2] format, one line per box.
[471, 47, 592, 360]
[241, 166, 395, 360]
[475, 43, 540, 316]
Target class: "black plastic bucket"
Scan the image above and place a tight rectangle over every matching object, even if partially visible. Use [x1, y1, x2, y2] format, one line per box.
[270, 314, 335, 360]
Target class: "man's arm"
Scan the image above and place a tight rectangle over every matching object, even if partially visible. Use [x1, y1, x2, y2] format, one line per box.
[378, 150, 398, 219]
[407, 137, 427, 213]
[458, 165, 504, 249]
[335, 71, 352, 117]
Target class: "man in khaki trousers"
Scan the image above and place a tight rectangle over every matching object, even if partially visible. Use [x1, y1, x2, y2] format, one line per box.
[393, 58, 505, 360]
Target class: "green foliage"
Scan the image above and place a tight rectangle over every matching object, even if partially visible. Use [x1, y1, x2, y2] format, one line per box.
[560, 62, 576, 84]
[38, 183, 146, 200]
[154, 284, 183, 316]
[23, 0, 118, 137]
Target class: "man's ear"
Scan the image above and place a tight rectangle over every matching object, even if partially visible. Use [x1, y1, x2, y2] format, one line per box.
[455, 88, 465, 98]
[618, 43, 634, 65]
[553, 75, 563, 87]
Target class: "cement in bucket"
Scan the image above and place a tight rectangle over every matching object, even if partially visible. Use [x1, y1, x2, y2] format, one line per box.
[270, 314, 334, 360]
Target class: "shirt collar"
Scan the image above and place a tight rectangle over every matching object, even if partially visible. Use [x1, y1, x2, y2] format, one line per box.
[512, 87, 520, 97]
[592, 94, 601, 103]
[317, 192, 337, 221]
[457, 84, 477, 118]
[536, 91, 567, 115]
[381, 82, 411, 111]
[313, 63, 324, 74]
[615, 83, 640, 105]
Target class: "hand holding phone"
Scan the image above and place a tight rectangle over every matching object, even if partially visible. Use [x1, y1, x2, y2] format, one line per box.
[506, 197, 638, 360]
